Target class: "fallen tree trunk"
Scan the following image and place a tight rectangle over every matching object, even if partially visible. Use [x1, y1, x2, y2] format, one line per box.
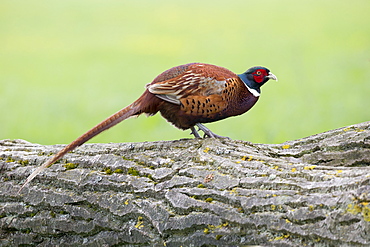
[1, 121, 369, 246]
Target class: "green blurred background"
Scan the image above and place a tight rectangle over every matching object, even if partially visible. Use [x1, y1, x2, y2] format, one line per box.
[1, 0, 369, 145]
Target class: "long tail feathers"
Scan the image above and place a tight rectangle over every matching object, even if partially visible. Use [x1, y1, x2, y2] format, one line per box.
[18, 95, 148, 193]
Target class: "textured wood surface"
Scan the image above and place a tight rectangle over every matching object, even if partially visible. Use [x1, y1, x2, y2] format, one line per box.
[1, 121, 369, 246]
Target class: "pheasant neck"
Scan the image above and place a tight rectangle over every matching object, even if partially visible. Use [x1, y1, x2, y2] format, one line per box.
[237, 74, 260, 97]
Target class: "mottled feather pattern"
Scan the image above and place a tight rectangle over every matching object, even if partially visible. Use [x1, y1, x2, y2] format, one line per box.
[145, 63, 259, 126]
[179, 77, 252, 118]
[180, 95, 225, 116]
[147, 63, 236, 103]
[146, 63, 259, 129]
[221, 78, 241, 104]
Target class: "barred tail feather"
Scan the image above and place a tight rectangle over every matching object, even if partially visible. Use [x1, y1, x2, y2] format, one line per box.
[18, 91, 157, 193]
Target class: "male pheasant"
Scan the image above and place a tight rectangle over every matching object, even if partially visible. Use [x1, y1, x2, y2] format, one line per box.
[19, 62, 277, 192]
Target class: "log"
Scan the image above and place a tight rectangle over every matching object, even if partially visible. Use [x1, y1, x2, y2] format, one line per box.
[1, 121, 369, 246]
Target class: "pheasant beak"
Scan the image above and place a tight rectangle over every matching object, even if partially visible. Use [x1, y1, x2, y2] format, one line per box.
[267, 72, 278, 82]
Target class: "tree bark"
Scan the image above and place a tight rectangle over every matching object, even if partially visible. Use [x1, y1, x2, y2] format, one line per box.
[1, 121, 370, 246]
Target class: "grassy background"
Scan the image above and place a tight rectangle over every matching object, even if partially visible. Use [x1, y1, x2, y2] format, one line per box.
[1, 0, 369, 145]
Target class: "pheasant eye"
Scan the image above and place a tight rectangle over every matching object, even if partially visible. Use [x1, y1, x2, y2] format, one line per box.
[256, 71, 262, 75]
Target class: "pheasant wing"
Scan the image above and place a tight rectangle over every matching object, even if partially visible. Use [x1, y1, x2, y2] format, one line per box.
[147, 63, 236, 106]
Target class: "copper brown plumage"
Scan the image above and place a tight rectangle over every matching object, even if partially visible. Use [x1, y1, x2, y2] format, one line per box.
[18, 62, 277, 192]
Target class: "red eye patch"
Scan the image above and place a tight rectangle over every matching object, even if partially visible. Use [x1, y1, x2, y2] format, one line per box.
[253, 69, 268, 83]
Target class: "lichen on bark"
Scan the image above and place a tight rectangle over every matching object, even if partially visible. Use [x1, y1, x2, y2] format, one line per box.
[1, 121, 369, 246]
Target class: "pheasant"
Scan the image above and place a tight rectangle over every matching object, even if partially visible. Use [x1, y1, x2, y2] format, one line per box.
[18, 62, 277, 192]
